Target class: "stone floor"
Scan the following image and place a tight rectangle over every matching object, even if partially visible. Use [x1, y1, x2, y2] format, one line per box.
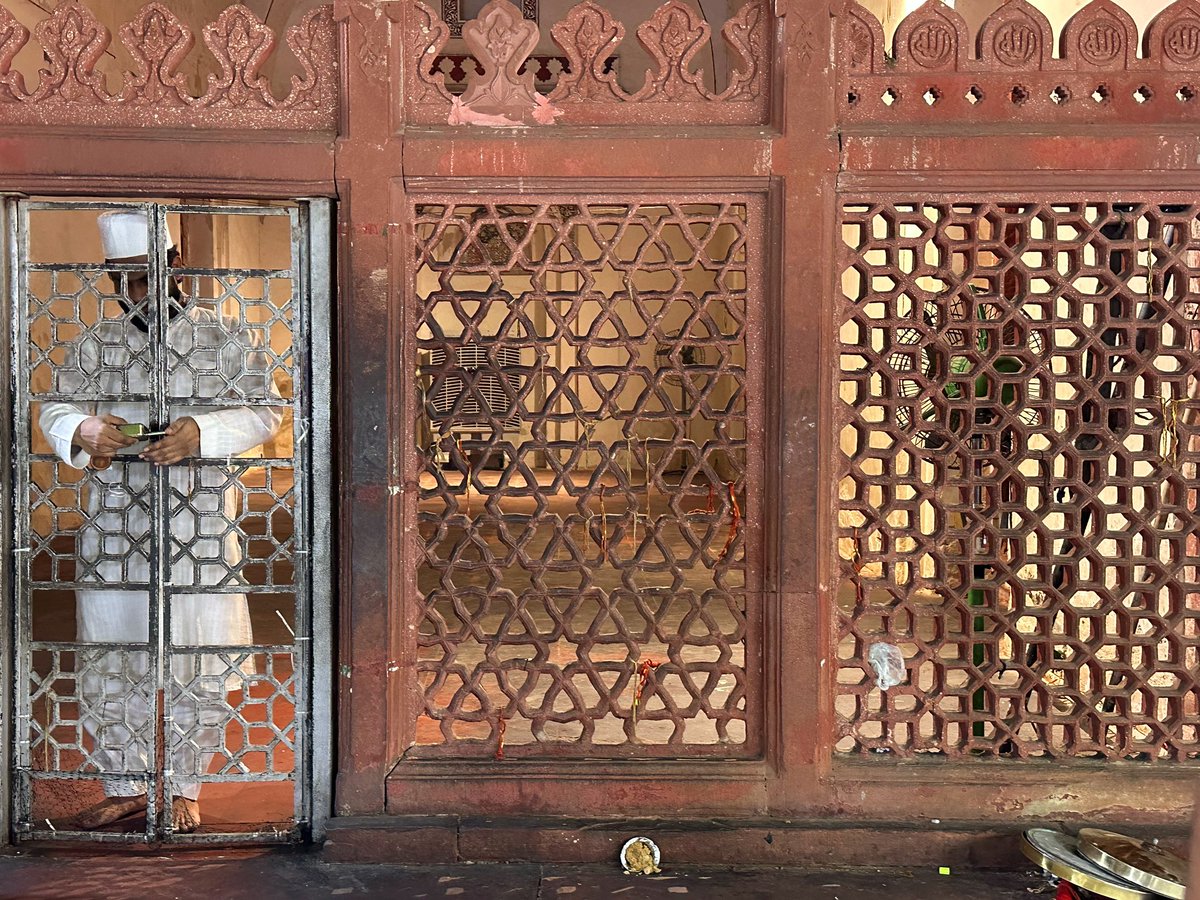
[0, 854, 1057, 900]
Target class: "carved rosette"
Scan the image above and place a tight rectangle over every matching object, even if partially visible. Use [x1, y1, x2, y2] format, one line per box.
[632, 0, 711, 103]
[201, 5, 277, 109]
[29, 2, 111, 104]
[118, 3, 193, 106]
[0, 5, 30, 102]
[549, 1, 626, 103]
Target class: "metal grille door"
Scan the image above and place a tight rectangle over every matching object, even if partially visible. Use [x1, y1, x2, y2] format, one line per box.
[9, 200, 331, 843]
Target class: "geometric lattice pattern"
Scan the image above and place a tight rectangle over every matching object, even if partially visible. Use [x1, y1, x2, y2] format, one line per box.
[169, 652, 296, 779]
[412, 197, 763, 756]
[837, 199, 1200, 760]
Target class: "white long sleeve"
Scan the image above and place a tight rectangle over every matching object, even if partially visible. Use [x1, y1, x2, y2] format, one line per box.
[188, 318, 283, 457]
[37, 333, 100, 469]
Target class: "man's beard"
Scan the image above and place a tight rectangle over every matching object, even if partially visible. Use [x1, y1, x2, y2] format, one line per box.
[120, 279, 185, 333]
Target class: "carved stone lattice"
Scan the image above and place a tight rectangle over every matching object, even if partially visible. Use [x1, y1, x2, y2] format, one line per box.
[840, 0, 1200, 123]
[0, 2, 337, 129]
[837, 198, 1200, 761]
[410, 196, 765, 757]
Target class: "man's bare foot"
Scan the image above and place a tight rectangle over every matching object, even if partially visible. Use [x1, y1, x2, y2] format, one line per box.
[172, 797, 201, 834]
[74, 795, 147, 830]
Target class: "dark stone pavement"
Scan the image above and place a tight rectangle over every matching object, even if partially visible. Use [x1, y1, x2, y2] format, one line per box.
[0, 852, 1058, 900]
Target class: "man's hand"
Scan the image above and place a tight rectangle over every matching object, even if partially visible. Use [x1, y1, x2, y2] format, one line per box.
[75, 414, 138, 458]
[140, 417, 200, 467]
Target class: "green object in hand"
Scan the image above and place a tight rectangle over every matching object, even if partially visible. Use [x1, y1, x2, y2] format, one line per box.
[117, 423, 167, 440]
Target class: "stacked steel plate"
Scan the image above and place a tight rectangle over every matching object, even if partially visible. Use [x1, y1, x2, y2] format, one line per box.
[1021, 828, 1188, 899]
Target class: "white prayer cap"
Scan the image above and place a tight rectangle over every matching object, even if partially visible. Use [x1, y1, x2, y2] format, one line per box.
[97, 210, 174, 260]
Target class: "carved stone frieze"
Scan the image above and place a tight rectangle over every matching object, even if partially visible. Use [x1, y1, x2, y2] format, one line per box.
[0, 2, 337, 129]
[409, 0, 772, 126]
[839, 0, 1200, 124]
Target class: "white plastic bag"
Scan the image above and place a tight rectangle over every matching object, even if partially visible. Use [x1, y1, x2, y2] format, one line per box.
[868, 642, 906, 691]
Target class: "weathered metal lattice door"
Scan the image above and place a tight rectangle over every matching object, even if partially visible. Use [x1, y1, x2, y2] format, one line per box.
[7, 199, 331, 843]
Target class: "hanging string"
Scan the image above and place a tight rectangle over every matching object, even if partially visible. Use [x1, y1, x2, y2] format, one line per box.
[852, 527, 866, 607]
[631, 658, 661, 726]
[495, 715, 507, 761]
[456, 435, 471, 517]
[717, 481, 741, 563]
[1160, 395, 1182, 466]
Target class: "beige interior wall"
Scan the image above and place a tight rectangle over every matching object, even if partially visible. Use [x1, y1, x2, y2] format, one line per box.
[5, 0, 326, 99]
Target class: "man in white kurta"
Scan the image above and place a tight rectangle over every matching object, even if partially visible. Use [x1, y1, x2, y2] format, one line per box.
[38, 211, 281, 832]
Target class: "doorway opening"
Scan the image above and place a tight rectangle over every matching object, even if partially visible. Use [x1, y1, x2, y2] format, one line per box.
[7, 198, 331, 843]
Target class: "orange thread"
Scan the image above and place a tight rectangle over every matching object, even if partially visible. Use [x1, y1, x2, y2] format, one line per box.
[717, 482, 741, 563]
[852, 527, 866, 607]
[457, 436, 472, 517]
[705, 482, 715, 515]
[600, 490, 608, 556]
[495, 715, 507, 760]
[631, 658, 661, 726]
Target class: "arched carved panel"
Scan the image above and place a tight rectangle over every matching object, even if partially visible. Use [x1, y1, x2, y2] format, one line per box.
[1061, 0, 1137, 71]
[1145, 0, 1200, 71]
[839, 2, 885, 77]
[892, 1, 969, 73]
[977, 0, 1053, 71]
